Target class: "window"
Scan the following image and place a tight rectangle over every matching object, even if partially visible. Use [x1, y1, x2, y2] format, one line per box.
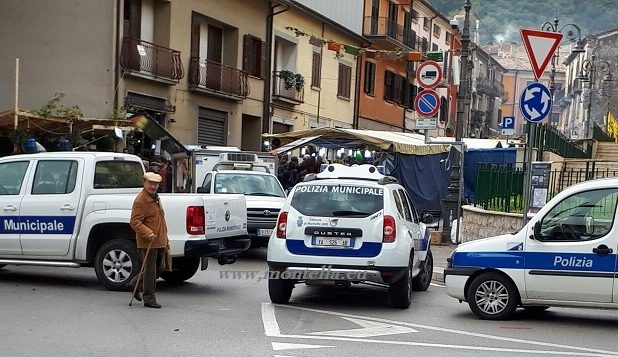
[432, 43, 439, 51]
[201, 173, 212, 193]
[407, 82, 418, 110]
[392, 189, 404, 217]
[311, 51, 321, 88]
[411, 9, 419, 23]
[290, 184, 384, 217]
[446, 32, 452, 45]
[337, 63, 352, 99]
[538, 188, 618, 241]
[421, 37, 428, 52]
[364, 61, 376, 95]
[403, 190, 420, 223]
[32, 161, 78, 195]
[214, 173, 285, 197]
[397, 189, 413, 222]
[384, 70, 395, 101]
[94, 161, 144, 189]
[0, 161, 29, 195]
[423, 18, 430, 30]
[243, 34, 266, 78]
[433, 24, 441, 37]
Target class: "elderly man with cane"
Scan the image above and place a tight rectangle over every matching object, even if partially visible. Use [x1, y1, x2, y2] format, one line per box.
[129, 172, 171, 308]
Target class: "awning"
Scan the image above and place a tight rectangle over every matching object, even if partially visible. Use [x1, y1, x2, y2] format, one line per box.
[265, 127, 450, 155]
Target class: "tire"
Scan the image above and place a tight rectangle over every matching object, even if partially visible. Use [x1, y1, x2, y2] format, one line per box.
[94, 239, 139, 291]
[412, 249, 433, 291]
[467, 272, 520, 320]
[268, 274, 293, 303]
[389, 256, 413, 309]
[160, 257, 200, 283]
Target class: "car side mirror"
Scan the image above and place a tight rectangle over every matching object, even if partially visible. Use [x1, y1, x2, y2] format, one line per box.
[197, 187, 209, 194]
[532, 221, 541, 240]
[421, 213, 433, 224]
[585, 216, 594, 235]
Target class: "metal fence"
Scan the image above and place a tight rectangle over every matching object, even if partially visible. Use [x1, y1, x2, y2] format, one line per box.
[474, 162, 618, 213]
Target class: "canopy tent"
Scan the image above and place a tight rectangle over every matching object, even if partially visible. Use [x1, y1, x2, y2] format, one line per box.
[265, 127, 450, 155]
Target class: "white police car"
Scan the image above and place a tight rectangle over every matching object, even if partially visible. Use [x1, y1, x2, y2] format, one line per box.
[267, 164, 434, 308]
[445, 178, 618, 320]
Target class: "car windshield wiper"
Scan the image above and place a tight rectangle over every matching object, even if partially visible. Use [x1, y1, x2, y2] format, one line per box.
[332, 210, 370, 217]
[245, 192, 284, 197]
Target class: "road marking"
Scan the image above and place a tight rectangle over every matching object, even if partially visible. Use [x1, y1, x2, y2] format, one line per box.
[309, 317, 417, 338]
[272, 342, 334, 351]
[262, 303, 618, 356]
[430, 282, 444, 288]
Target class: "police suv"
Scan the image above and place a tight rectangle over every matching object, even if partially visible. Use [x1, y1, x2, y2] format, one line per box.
[267, 164, 434, 308]
[445, 177, 618, 320]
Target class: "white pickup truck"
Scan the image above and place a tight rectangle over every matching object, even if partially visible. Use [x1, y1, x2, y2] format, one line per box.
[0, 151, 249, 290]
[197, 157, 286, 247]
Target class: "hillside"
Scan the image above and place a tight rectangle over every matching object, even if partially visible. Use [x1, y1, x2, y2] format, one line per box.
[429, 0, 618, 45]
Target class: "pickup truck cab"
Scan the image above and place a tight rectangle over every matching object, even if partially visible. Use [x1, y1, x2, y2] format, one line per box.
[198, 156, 286, 247]
[0, 152, 249, 290]
[445, 177, 618, 320]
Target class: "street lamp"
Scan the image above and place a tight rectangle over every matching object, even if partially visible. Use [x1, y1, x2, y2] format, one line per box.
[576, 54, 614, 137]
[440, 0, 471, 244]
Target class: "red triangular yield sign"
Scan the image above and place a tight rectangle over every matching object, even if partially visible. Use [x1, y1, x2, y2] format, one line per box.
[520, 28, 564, 80]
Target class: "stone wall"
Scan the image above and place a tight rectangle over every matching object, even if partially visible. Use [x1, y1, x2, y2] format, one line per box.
[461, 205, 524, 242]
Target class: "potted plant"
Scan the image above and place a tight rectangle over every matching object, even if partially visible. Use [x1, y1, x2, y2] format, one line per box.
[279, 70, 304, 92]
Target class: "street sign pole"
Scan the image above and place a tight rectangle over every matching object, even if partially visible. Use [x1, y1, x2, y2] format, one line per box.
[523, 122, 535, 225]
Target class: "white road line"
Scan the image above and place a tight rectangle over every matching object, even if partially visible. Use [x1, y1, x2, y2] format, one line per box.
[272, 342, 334, 351]
[309, 317, 417, 338]
[263, 303, 618, 356]
[430, 282, 444, 288]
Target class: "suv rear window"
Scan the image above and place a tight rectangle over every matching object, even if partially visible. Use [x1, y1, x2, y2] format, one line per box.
[291, 184, 384, 217]
[94, 160, 144, 189]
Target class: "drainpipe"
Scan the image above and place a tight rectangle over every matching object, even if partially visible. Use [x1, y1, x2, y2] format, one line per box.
[262, 1, 289, 139]
[114, 0, 122, 113]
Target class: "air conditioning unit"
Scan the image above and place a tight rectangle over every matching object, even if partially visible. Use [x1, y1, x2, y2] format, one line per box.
[219, 153, 259, 162]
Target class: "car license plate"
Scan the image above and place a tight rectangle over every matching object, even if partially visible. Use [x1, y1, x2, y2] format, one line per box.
[257, 228, 273, 237]
[312, 236, 354, 247]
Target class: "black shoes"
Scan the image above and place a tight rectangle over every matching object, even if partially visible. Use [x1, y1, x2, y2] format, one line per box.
[144, 301, 162, 308]
[133, 290, 143, 302]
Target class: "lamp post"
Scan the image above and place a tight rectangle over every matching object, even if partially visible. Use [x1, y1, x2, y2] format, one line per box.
[576, 54, 614, 138]
[441, 0, 471, 244]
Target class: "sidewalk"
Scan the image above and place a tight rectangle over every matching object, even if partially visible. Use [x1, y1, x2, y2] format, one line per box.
[431, 243, 457, 283]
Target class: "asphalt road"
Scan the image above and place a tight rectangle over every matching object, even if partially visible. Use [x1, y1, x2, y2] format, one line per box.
[1, 248, 618, 357]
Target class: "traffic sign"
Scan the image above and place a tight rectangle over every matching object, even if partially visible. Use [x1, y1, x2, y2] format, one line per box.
[519, 82, 552, 122]
[415, 89, 440, 117]
[415, 117, 437, 130]
[501, 116, 515, 135]
[520, 28, 563, 80]
[416, 61, 443, 89]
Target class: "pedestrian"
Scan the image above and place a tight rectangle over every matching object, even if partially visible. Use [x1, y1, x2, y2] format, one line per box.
[129, 172, 172, 308]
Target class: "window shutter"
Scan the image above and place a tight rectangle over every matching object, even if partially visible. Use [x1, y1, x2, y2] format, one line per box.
[393, 75, 402, 104]
[364, 61, 375, 94]
[384, 70, 394, 101]
[312, 52, 321, 88]
[344, 65, 351, 98]
[337, 64, 344, 96]
[259, 40, 267, 79]
[191, 18, 200, 58]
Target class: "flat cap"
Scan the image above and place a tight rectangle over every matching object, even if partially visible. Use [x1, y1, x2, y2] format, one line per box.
[143, 172, 162, 182]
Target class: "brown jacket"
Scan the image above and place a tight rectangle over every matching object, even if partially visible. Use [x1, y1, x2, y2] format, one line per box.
[130, 190, 169, 249]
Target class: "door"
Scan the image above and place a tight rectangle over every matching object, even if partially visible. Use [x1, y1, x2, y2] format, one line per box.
[525, 188, 618, 303]
[19, 159, 82, 256]
[396, 189, 422, 268]
[197, 107, 227, 146]
[0, 160, 31, 255]
[206, 24, 223, 91]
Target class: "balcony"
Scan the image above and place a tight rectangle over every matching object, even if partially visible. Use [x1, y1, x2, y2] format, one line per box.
[188, 57, 249, 100]
[120, 37, 183, 83]
[363, 17, 412, 51]
[475, 77, 504, 97]
[272, 71, 304, 105]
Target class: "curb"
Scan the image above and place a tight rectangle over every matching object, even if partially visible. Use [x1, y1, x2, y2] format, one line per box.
[432, 267, 445, 284]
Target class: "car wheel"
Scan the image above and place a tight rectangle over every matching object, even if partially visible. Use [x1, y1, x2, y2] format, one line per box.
[412, 249, 433, 291]
[467, 272, 520, 320]
[94, 239, 139, 291]
[160, 257, 200, 283]
[268, 273, 293, 303]
[389, 255, 413, 309]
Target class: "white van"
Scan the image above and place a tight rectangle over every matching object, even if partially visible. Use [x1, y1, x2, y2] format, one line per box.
[445, 177, 618, 320]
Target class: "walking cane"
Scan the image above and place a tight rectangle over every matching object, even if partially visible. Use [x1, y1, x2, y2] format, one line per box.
[129, 239, 153, 306]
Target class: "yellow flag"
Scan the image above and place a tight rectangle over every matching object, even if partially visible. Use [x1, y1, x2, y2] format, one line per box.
[608, 111, 618, 142]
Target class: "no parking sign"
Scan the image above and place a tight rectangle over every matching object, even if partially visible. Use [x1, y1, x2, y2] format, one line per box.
[414, 89, 440, 118]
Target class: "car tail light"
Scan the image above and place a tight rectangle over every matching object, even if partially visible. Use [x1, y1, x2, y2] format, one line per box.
[276, 211, 288, 239]
[186, 206, 205, 235]
[383, 215, 396, 243]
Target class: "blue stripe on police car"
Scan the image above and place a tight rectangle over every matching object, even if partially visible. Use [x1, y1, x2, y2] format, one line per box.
[453, 251, 616, 272]
[0, 216, 76, 234]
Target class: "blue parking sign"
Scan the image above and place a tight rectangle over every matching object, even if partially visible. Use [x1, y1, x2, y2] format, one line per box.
[501, 116, 515, 135]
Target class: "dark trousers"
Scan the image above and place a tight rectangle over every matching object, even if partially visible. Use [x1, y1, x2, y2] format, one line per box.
[131, 247, 165, 304]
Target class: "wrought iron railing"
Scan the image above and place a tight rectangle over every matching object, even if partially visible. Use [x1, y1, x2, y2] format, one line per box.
[475, 77, 504, 97]
[120, 37, 183, 81]
[474, 162, 618, 212]
[189, 57, 249, 98]
[531, 123, 591, 159]
[272, 71, 304, 103]
[363, 17, 410, 48]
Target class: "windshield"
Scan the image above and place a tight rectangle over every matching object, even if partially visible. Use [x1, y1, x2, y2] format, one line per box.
[290, 184, 384, 217]
[213, 173, 285, 197]
[94, 160, 144, 189]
